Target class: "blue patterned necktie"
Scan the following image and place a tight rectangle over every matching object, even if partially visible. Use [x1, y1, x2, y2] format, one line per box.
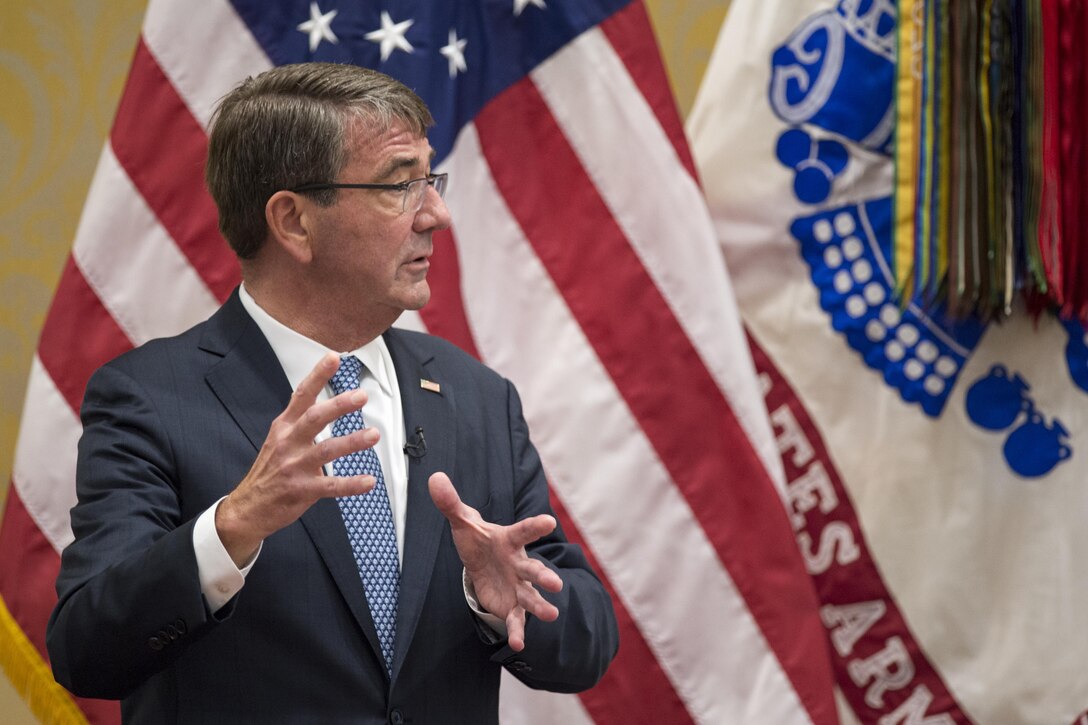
[328, 355, 399, 675]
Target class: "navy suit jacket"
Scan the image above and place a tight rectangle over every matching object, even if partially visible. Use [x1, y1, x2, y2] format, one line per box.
[47, 290, 618, 724]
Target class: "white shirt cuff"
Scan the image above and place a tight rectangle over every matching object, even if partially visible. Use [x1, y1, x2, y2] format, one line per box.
[463, 568, 507, 640]
[193, 497, 260, 613]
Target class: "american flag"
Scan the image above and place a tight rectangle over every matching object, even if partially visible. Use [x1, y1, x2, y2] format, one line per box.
[0, 1, 837, 722]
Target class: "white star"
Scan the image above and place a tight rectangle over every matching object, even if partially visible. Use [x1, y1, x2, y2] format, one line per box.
[297, 2, 338, 53]
[513, 0, 547, 17]
[365, 11, 415, 62]
[440, 29, 468, 78]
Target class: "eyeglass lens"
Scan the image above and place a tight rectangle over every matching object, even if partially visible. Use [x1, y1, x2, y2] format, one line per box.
[404, 175, 448, 213]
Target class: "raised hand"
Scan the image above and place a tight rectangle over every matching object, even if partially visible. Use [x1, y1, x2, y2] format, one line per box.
[215, 352, 378, 565]
[428, 472, 563, 652]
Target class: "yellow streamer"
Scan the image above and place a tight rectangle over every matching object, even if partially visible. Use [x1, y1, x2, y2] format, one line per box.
[894, 0, 922, 296]
[0, 594, 87, 725]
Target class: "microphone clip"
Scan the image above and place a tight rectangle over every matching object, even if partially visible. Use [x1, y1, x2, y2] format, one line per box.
[403, 426, 427, 460]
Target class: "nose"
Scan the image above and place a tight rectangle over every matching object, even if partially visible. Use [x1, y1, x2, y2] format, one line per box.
[414, 184, 452, 232]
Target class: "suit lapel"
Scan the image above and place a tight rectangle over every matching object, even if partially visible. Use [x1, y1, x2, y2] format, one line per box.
[201, 293, 291, 453]
[299, 500, 387, 670]
[200, 292, 387, 672]
[384, 329, 456, 682]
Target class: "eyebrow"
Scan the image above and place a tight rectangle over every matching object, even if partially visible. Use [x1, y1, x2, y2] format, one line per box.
[373, 149, 437, 182]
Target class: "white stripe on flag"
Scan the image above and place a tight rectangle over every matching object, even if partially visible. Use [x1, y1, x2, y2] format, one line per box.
[531, 27, 787, 493]
[73, 144, 220, 346]
[12, 356, 83, 553]
[143, 0, 272, 129]
[443, 122, 809, 724]
[499, 670, 594, 725]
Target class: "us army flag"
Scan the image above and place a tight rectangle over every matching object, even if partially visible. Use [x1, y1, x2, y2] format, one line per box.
[688, 1, 1088, 723]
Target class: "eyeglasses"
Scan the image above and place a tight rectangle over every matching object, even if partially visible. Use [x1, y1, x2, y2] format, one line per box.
[290, 173, 448, 214]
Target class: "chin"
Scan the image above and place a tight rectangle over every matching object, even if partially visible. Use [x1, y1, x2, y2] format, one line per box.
[401, 284, 431, 311]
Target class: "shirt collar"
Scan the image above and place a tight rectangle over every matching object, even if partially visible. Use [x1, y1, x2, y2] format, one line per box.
[238, 283, 393, 397]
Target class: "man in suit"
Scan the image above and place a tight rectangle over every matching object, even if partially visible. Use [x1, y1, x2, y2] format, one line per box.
[47, 62, 618, 723]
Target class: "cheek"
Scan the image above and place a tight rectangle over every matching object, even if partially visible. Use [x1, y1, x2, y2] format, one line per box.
[387, 224, 417, 260]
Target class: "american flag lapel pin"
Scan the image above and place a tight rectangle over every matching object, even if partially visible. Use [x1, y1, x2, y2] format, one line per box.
[420, 378, 441, 394]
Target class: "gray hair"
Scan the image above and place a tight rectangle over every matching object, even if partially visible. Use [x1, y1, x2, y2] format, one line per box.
[205, 62, 434, 259]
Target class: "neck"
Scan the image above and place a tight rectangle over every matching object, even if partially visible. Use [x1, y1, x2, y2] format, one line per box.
[243, 274, 396, 352]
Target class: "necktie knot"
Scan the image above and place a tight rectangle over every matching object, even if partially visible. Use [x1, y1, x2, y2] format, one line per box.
[329, 354, 363, 395]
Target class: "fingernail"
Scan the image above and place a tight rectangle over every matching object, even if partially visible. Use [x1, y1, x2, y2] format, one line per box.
[351, 391, 365, 405]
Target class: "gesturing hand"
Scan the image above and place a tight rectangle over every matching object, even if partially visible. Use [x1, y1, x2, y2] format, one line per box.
[215, 352, 378, 565]
[428, 472, 563, 652]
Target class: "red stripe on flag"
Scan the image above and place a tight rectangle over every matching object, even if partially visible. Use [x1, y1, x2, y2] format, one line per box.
[475, 78, 837, 723]
[417, 228, 482, 359]
[38, 257, 133, 415]
[110, 39, 240, 303]
[748, 334, 972, 722]
[0, 488, 121, 725]
[547, 492, 694, 725]
[422, 225, 693, 723]
[0, 487, 63, 657]
[599, 2, 698, 181]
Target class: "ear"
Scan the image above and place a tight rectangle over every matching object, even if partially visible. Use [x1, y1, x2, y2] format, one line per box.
[265, 190, 314, 264]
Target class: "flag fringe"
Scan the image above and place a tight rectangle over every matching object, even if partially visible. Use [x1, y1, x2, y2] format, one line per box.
[0, 594, 87, 725]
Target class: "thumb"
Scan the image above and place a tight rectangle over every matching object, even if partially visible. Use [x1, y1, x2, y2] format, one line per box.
[427, 472, 462, 518]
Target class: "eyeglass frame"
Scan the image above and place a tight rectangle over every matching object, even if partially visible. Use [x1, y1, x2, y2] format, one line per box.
[289, 173, 448, 214]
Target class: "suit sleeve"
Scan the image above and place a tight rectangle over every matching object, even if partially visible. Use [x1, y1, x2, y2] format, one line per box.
[487, 379, 620, 692]
[47, 363, 221, 699]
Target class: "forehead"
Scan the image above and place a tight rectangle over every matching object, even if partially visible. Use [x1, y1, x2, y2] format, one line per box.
[344, 118, 433, 174]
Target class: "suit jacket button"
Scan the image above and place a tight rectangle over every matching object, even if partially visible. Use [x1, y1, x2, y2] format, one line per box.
[148, 636, 164, 651]
[389, 709, 404, 725]
[174, 618, 187, 634]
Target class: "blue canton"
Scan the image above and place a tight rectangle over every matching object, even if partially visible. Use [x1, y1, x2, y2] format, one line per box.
[227, 0, 633, 166]
[329, 355, 399, 675]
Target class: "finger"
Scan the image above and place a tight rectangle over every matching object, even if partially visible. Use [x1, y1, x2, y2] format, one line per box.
[310, 426, 381, 469]
[506, 514, 557, 548]
[293, 388, 369, 444]
[517, 582, 559, 623]
[318, 473, 376, 500]
[427, 472, 464, 518]
[282, 352, 341, 422]
[515, 557, 563, 593]
[505, 606, 527, 653]
[313, 387, 370, 422]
